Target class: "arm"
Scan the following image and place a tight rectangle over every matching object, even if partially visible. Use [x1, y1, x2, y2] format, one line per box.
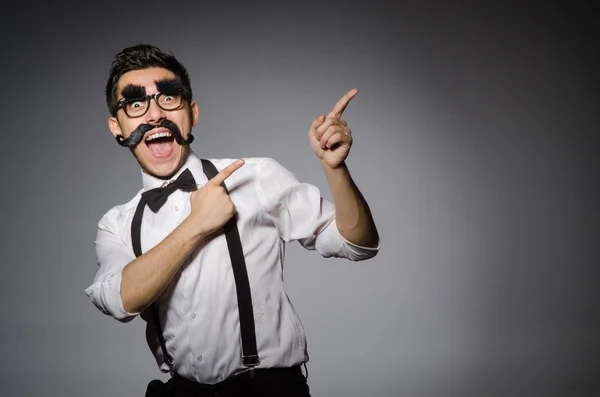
[308, 89, 380, 248]
[88, 160, 245, 316]
[319, 161, 379, 248]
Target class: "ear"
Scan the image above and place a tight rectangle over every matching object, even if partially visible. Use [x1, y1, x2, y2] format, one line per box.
[190, 102, 199, 126]
[108, 116, 122, 138]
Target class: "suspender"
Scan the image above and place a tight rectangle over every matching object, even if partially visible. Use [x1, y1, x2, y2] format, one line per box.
[130, 159, 260, 376]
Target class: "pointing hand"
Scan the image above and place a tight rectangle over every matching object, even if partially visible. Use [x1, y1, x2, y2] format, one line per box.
[308, 88, 358, 168]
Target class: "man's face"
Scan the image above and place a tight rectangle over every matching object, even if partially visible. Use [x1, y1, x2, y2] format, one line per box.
[108, 67, 199, 179]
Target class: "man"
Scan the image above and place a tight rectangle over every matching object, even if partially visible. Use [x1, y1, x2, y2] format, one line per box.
[86, 44, 380, 397]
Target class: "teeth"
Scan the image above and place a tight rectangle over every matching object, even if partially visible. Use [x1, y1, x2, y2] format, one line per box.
[145, 131, 173, 142]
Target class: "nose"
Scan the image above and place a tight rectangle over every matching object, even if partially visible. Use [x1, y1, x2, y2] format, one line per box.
[145, 96, 166, 123]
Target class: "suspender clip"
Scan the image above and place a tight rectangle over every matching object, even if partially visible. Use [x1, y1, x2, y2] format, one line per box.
[242, 354, 261, 367]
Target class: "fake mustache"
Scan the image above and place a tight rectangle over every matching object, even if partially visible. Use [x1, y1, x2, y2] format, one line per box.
[115, 119, 194, 148]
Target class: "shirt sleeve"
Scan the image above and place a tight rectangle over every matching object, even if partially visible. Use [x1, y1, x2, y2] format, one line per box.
[84, 212, 140, 322]
[257, 158, 379, 261]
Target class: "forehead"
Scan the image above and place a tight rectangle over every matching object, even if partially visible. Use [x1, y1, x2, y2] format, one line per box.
[117, 67, 176, 96]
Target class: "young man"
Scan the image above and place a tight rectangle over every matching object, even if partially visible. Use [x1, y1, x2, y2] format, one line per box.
[86, 44, 379, 397]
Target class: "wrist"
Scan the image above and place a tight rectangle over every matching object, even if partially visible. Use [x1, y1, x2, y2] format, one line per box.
[180, 216, 210, 242]
[320, 158, 347, 170]
[320, 159, 349, 176]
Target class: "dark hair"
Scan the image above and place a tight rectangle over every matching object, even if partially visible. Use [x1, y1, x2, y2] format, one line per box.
[105, 44, 193, 116]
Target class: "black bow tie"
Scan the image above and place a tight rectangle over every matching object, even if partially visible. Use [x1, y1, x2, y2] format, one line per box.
[141, 168, 197, 213]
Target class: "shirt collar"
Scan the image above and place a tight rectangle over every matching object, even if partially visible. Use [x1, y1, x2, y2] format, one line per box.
[141, 150, 208, 190]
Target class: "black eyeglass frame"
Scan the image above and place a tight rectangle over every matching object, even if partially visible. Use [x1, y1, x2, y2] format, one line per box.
[113, 90, 185, 118]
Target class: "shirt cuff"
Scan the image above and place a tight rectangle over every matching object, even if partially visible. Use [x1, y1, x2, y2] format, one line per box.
[339, 232, 380, 261]
[85, 271, 139, 322]
[315, 219, 380, 261]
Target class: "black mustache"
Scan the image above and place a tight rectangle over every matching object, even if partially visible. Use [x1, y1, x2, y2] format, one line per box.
[115, 119, 194, 148]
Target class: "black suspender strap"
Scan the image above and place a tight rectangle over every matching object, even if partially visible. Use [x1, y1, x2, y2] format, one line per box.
[129, 159, 260, 377]
[200, 159, 260, 368]
[131, 198, 175, 375]
[131, 200, 145, 258]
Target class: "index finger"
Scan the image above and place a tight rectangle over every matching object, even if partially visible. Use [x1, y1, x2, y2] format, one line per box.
[328, 88, 358, 119]
[209, 159, 245, 186]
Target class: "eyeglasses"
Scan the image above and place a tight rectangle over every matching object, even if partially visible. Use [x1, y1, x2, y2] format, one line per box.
[115, 91, 183, 118]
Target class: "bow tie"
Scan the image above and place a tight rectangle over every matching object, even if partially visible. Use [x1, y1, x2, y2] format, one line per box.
[141, 168, 197, 213]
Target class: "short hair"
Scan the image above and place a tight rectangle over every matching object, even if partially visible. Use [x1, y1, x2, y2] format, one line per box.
[105, 44, 193, 116]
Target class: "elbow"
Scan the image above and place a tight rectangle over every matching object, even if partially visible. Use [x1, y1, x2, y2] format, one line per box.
[337, 221, 380, 250]
[119, 283, 146, 318]
[120, 292, 144, 317]
[120, 295, 138, 317]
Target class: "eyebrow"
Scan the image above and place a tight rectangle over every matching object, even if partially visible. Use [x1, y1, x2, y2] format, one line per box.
[121, 84, 146, 100]
[156, 78, 184, 95]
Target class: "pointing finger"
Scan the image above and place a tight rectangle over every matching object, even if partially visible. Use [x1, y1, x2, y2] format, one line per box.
[328, 88, 358, 119]
[209, 159, 245, 187]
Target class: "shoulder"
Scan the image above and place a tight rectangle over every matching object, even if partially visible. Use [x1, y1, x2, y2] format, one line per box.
[97, 190, 143, 232]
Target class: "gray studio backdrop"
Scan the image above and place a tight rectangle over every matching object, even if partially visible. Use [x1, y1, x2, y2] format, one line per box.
[1, 2, 598, 397]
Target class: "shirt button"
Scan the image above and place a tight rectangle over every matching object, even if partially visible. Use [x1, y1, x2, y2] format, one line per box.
[173, 206, 180, 212]
[197, 355, 203, 362]
[191, 312, 196, 319]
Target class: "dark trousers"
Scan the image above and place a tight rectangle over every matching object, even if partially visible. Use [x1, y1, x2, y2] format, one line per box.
[158, 366, 311, 397]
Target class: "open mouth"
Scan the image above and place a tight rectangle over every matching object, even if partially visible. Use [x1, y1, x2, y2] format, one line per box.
[144, 129, 175, 157]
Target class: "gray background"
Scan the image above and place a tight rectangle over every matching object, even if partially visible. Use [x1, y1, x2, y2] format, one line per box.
[1, 1, 598, 396]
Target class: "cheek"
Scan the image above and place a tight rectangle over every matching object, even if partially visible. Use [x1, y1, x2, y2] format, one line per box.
[176, 115, 193, 135]
[184, 120, 193, 134]
[118, 119, 137, 137]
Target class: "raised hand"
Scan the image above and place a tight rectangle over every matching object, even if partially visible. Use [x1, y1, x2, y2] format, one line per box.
[188, 159, 245, 235]
[308, 88, 358, 169]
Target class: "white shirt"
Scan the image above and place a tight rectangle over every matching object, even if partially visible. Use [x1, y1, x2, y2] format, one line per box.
[85, 151, 379, 384]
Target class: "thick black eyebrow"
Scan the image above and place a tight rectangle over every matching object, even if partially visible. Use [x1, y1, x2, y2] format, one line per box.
[156, 78, 184, 95]
[121, 84, 146, 100]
